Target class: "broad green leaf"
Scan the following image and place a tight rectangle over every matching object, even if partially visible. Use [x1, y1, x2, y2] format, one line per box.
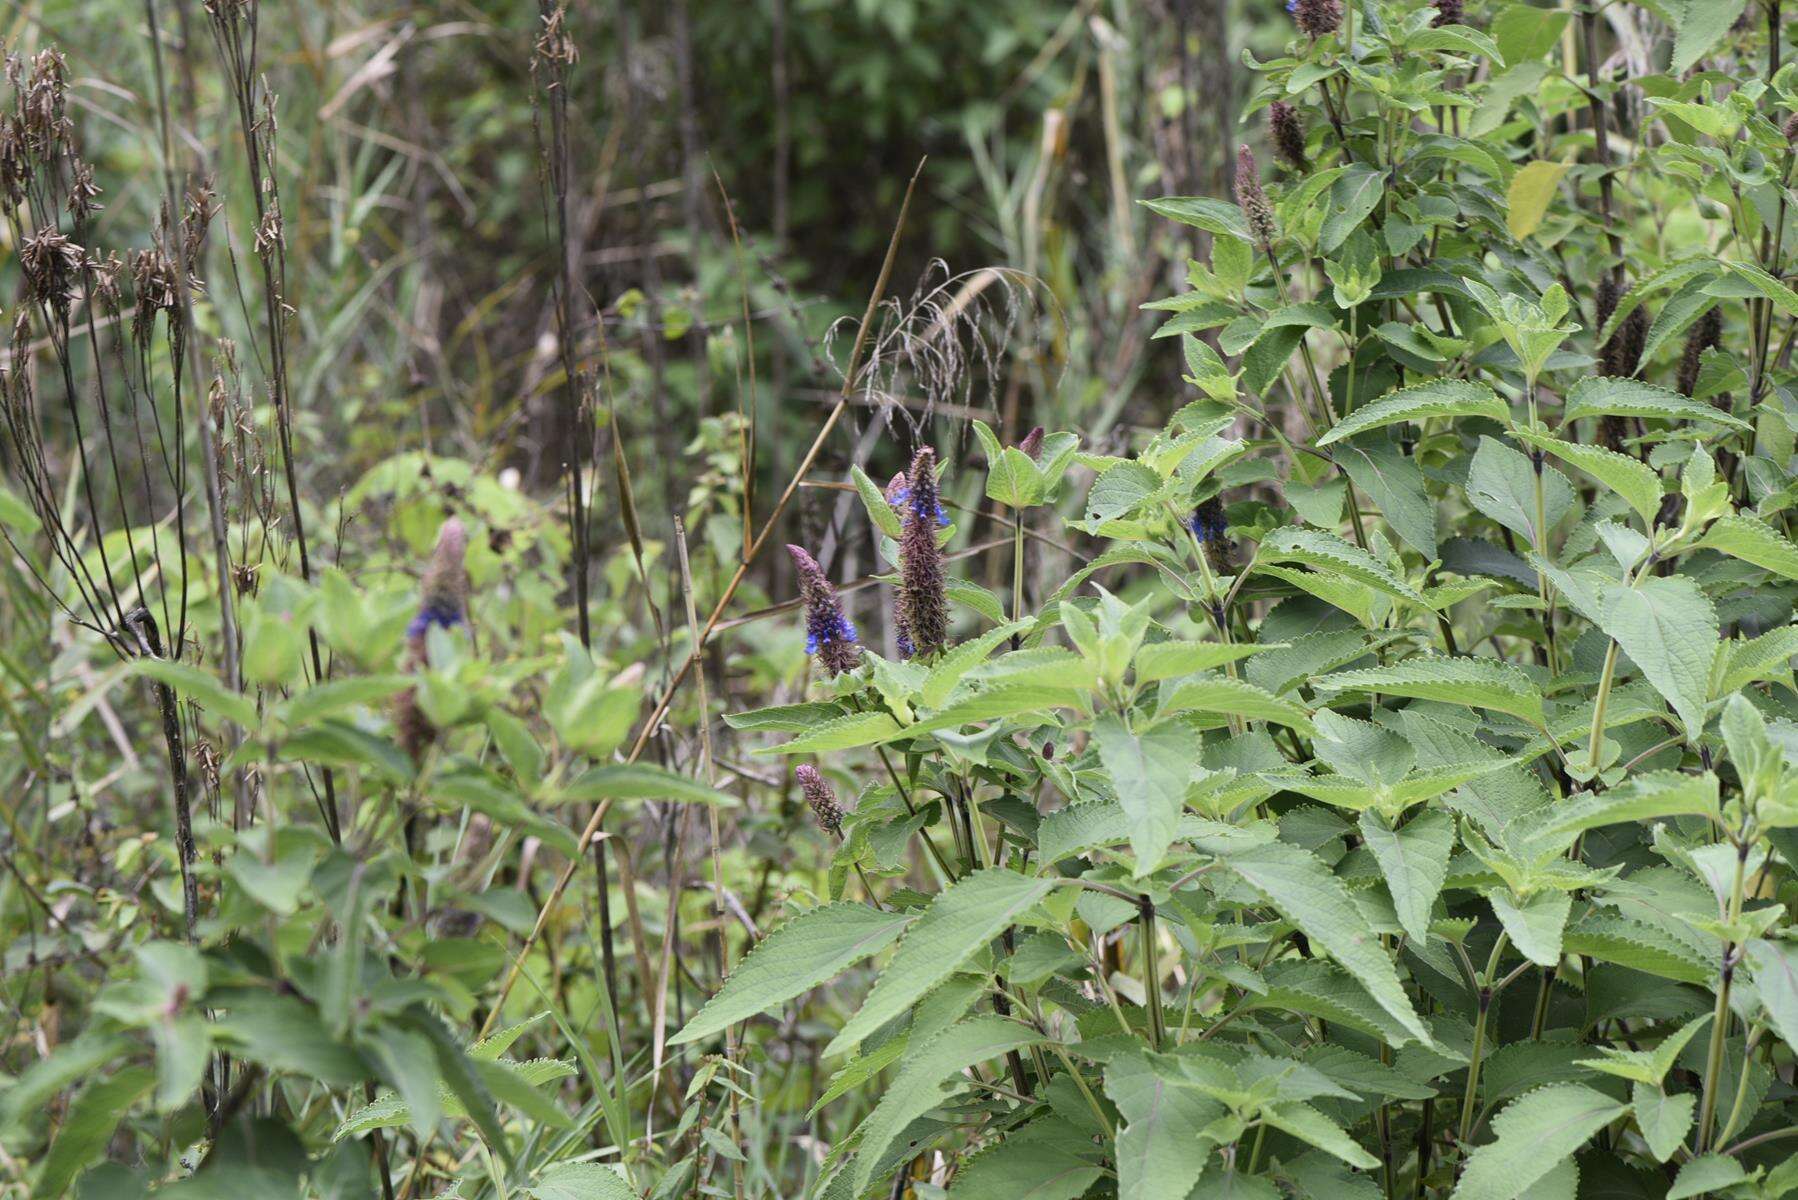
[826, 870, 1056, 1055]
[921, 622, 1032, 708]
[1359, 810, 1453, 944]
[1506, 160, 1569, 240]
[1094, 714, 1194, 876]
[672, 904, 914, 1045]
[1563, 917, 1711, 984]
[1317, 379, 1506, 446]
[1036, 801, 1270, 865]
[1631, 1083, 1695, 1163]
[1561, 377, 1749, 430]
[128, 658, 257, 729]
[270, 675, 412, 729]
[524, 1162, 640, 1200]
[1747, 939, 1798, 1052]
[1334, 436, 1438, 558]
[1668, 1154, 1749, 1200]
[850, 1016, 1045, 1194]
[1450, 1084, 1629, 1200]
[1218, 840, 1432, 1046]
[1141, 195, 1252, 243]
[1262, 1102, 1379, 1170]
[1104, 1050, 1222, 1200]
[31, 1067, 155, 1199]
[1516, 433, 1663, 526]
[1259, 565, 1382, 628]
[1313, 655, 1544, 725]
[1719, 626, 1798, 693]
[1155, 676, 1315, 734]
[1133, 640, 1273, 682]
[1489, 889, 1571, 967]
[1598, 576, 1718, 739]
[1465, 437, 1572, 547]
[1320, 164, 1386, 253]
[758, 711, 904, 755]
[554, 763, 737, 807]
[1410, 23, 1506, 65]
[987, 447, 1045, 508]
[1259, 527, 1428, 607]
[1671, 0, 1749, 73]
[945, 1119, 1103, 1200]
[1696, 513, 1798, 581]
[1527, 772, 1720, 845]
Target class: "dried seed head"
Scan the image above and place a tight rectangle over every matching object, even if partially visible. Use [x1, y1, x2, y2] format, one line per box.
[1678, 305, 1724, 398]
[1017, 426, 1045, 461]
[19, 229, 83, 312]
[1432, 0, 1463, 26]
[795, 764, 843, 836]
[899, 447, 950, 658]
[786, 543, 862, 676]
[1291, 0, 1343, 38]
[130, 247, 181, 342]
[1785, 113, 1798, 143]
[1233, 146, 1278, 249]
[1269, 101, 1307, 171]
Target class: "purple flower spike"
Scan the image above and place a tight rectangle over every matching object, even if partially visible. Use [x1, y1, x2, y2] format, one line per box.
[787, 544, 862, 676]
[899, 447, 949, 658]
[408, 516, 470, 662]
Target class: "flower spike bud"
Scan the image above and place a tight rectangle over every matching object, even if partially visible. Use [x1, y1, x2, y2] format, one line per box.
[796, 764, 843, 836]
[1234, 146, 1278, 250]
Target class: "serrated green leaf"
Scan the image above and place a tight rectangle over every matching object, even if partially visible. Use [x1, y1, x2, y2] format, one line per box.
[1313, 655, 1544, 724]
[1450, 1084, 1629, 1200]
[1517, 433, 1663, 526]
[1259, 526, 1428, 607]
[850, 1016, 1044, 1194]
[673, 904, 914, 1045]
[1490, 889, 1571, 968]
[1359, 809, 1454, 944]
[1527, 772, 1720, 846]
[1094, 714, 1193, 876]
[1318, 379, 1507, 446]
[1598, 576, 1718, 739]
[1696, 513, 1798, 581]
[757, 711, 905, 755]
[826, 870, 1056, 1055]
[1562, 377, 1749, 430]
[1631, 1083, 1695, 1163]
[1104, 1050, 1221, 1200]
[1219, 840, 1432, 1046]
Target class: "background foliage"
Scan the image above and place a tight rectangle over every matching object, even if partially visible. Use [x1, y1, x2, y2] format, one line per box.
[13, 1, 1798, 1199]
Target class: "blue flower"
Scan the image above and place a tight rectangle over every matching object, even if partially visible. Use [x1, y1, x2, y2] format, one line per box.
[887, 484, 950, 528]
[805, 614, 859, 656]
[1189, 497, 1229, 545]
[407, 602, 466, 641]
